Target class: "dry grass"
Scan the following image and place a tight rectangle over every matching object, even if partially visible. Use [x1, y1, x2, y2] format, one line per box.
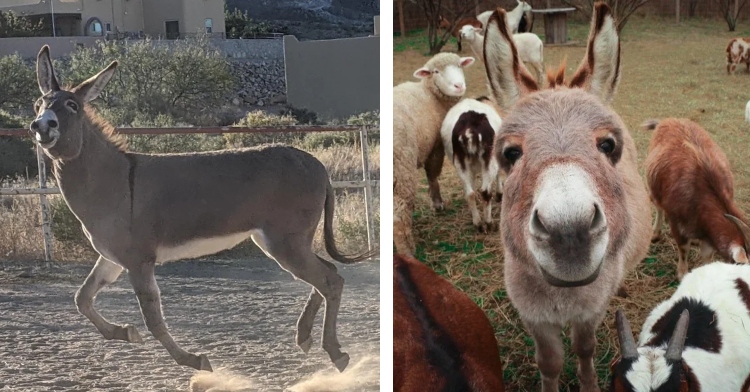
[394, 15, 750, 390]
[0, 144, 379, 262]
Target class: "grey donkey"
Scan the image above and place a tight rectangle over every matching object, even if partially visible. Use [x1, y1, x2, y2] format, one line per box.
[28, 45, 373, 372]
[485, 4, 651, 392]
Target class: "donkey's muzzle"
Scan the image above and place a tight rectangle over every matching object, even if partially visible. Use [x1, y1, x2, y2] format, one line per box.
[30, 110, 60, 147]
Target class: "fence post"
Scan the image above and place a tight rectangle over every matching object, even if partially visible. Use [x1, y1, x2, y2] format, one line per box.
[36, 145, 54, 261]
[359, 125, 375, 252]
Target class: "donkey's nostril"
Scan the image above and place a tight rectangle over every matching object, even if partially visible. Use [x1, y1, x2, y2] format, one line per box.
[591, 203, 605, 232]
[531, 209, 549, 236]
[30, 121, 40, 131]
[47, 120, 58, 129]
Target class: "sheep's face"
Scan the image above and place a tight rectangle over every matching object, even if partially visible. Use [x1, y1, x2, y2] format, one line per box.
[460, 25, 480, 41]
[413, 56, 474, 97]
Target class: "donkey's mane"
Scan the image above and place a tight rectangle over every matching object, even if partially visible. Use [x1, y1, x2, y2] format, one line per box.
[83, 105, 128, 152]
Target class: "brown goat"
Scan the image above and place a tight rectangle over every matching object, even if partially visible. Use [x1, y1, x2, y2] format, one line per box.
[393, 254, 505, 392]
[439, 15, 483, 52]
[726, 37, 750, 74]
[484, 4, 651, 391]
[645, 118, 750, 280]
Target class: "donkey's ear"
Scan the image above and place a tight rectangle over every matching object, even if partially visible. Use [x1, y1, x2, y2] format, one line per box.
[569, 2, 620, 104]
[483, 8, 538, 111]
[36, 45, 60, 94]
[73, 61, 118, 103]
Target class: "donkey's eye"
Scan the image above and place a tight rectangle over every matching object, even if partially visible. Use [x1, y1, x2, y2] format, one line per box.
[66, 100, 79, 112]
[598, 138, 615, 154]
[433, 70, 439, 74]
[503, 146, 523, 164]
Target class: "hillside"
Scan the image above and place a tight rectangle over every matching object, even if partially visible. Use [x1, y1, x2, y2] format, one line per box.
[225, 0, 379, 40]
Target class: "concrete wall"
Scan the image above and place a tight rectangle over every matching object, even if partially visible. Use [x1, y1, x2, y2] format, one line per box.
[182, 0, 225, 35]
[215, 39, 283, 60]
[283, 35, 379, 120]
[0, 36, 100, 58]
[142, 0, 183, 37]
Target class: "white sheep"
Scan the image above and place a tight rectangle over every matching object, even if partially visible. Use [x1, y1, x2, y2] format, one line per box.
[460, 25, 544, 83]
[612, 261, 750, 391]
[478, 0, 532, 34]
[393, 53, 475, 256]
[440, 97, 504, 232]
[745, 99, 750, 123]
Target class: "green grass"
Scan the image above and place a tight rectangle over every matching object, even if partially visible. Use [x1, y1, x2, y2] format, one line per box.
[395, 14, 750, 391]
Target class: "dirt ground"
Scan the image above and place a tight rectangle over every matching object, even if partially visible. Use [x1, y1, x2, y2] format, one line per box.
[0, 257, 380, 391]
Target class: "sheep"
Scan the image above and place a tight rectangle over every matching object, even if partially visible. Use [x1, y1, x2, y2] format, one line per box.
[483, 5, 652, 391]
[438, 15, 483, 52]
[745, 100, 750, 123]
[440, 97, 504, 232]
[460, 25, 545, 91]
[394, 254, 506, 392]
[644, 118, 750, 280]
[611, 261, 750, 392]
[726, 37, 750, 74]
[393, 53, 475, 256]
[478, 1, 532, 34]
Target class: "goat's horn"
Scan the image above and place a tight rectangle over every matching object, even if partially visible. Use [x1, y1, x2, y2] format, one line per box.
[665, 309, 690, 362]
[615, 309, 638, 359]
[726, 214, 750, 250]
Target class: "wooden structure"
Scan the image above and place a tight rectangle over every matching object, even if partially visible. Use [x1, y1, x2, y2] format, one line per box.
[0, 125, 379, 261]
[533, 7, 576, 44]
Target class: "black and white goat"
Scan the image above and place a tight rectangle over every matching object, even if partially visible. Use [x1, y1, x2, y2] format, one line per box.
[611, 261, 750, 391]
[440, 97, 503, 232]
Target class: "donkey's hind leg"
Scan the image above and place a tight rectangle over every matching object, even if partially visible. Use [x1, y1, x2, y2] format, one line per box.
[295, 258, 336, 354]
[127, 262, 212, 371]
[75, 256, 143, 343]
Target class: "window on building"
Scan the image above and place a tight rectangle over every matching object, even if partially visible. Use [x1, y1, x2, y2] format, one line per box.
[205, 18, 213, 34]
[85, 18, 103, 36]
[105, 23, 111, 32]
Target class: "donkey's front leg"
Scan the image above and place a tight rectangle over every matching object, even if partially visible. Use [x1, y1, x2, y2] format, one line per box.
[76, 256, 143, 343]
[527, 321, 564, 392]
[128, 263, 212, 371]
[572, 318, 601, 392]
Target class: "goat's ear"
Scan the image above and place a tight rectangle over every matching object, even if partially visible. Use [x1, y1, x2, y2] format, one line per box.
[459, 57, 475, 68]
[73, 61, 118, 103]
[413, 67, 431, 79]
[484, 8, 538, 111]
[36, 45, 60, 94]
[569, 2, 621, 104]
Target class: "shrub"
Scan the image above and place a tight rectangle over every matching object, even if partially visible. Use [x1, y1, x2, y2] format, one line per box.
[0, 10, 43, 38]
[57, 37, 234, 127]
[226, 110, 301, 147]
[225, 8, 284, 38]
[125, 113, 226, 153]
[301, 110, 380, 149]
[0, 54, 37, 113]
[50, 197, 88, 247]
[0, 112, 37, 180]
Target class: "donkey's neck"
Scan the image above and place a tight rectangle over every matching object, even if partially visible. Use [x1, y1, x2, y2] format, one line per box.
[54, 115, 132, 225]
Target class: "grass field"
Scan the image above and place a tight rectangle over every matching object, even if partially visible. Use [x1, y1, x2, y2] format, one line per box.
[394, 14, 750, 391]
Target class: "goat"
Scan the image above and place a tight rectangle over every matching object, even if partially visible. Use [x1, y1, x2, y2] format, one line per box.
[478, 1, 532, 34]
[484, 4, 652, 391]
[439, 15, 483, 52]
[644, 118, 750, 280]
[440, 97, 504, 232]
[611, 262, 750, 392]
[726, 37, 750, 74]
[460, 25, 544, 83]
[394, 254, 505, 392]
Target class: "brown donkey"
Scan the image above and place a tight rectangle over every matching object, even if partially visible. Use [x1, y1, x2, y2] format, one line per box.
[29, 45, 372, 372]
[485, 4, 651, 391]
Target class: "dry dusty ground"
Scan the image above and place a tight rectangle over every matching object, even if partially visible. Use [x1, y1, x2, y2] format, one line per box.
[0, 257, 380, 391]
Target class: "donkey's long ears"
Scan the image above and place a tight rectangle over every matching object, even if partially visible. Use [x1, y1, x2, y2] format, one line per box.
[36, 45, 60, 94]
[73, 61, 118, 103]
[483, 8, 538, 111]
[569, 2, 621, 104]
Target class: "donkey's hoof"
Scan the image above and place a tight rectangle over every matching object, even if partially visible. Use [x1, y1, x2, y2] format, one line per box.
[475, 223, 487, 233]
[124, 324, 143, 343]
[298, 336, 313, 353]
[194, 354, 213, 372]
[333, 352, 350, 372]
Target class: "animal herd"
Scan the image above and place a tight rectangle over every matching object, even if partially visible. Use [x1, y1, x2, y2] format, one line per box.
[394, 3, 750, 391]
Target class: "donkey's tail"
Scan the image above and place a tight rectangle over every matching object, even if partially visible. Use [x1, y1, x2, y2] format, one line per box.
[641, 119, 660, 131]
[323, 181, 378, 263]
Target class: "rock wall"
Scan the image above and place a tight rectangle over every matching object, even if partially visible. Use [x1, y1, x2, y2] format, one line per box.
[229, 59, 286, 106]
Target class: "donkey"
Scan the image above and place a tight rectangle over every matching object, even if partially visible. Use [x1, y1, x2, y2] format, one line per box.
[485, 4, 652, 391]
[29, 45, 372, 372]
